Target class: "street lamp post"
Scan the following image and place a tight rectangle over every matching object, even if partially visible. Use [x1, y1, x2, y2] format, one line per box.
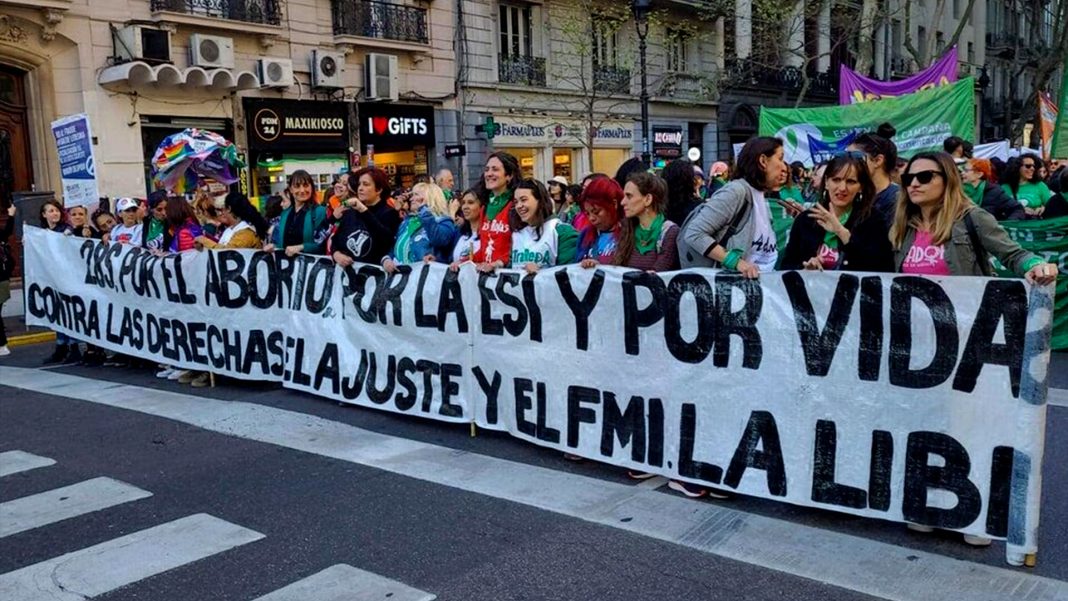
[633, 0, 652, 167]
[978, 66, 991, 143]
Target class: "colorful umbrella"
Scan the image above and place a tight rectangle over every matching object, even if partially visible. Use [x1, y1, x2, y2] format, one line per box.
[150, 128, 244, 194]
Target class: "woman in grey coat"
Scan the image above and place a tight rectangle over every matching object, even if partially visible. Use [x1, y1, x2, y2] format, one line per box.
[678, 136, 788, 278]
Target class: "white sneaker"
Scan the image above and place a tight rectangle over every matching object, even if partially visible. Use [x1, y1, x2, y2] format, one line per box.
[156, 368, 175, 379]
[0, 345, 10, 357]
[907, 523, 935, 533]
[169, 369, 190, 381]
[963, 534, 992, 547]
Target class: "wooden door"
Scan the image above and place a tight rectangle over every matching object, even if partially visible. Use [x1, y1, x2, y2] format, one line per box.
[0, 65, 33, 280]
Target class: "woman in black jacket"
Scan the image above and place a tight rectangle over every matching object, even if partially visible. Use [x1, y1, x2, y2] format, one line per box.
[961, 158, 1026, 221]
[781, 153, 894, 272]
[330, 166, 401, 267]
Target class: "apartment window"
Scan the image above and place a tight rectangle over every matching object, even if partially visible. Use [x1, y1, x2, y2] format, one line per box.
[593, 18, 619, 68]
[499, 3, 533, 59]
[935, 31, 944, 55]
[953, 0, 962, 18]
[967, 42, 974, 64]
[666, 29, 689, 73]
[891, 19, 902, 59]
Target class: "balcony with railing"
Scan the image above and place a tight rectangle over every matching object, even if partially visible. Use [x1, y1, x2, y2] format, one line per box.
[331, 0, 429, 51]
[499, 55, 546, 87]
[724, 58, 837, 99]
[594, 65, 631, 94]
[150, 0, 283, 30]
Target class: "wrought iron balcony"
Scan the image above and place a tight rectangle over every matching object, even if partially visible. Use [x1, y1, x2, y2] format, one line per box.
[499, 55, 546, 87]
[150, 0, 282, 26]
[724, 58, 837, 98]
[594, 65, 631, 94]
[331, 0, 429, 45]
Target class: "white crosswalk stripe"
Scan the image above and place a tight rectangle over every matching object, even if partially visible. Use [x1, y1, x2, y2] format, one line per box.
[0, 450, 56, 477]
[3, 365, 1065, 601]
[0, 476, 152, 537]
[253, 564, 436, 601]
[0, 513, 264, 601]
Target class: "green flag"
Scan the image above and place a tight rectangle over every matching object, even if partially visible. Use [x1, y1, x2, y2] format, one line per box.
[1050, 57, 1068, 160]
[759, 77, 976, 166]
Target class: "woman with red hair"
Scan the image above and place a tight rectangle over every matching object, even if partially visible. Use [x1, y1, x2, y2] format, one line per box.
[577, 177, 624, 267]
[961, 158, 1026, 221]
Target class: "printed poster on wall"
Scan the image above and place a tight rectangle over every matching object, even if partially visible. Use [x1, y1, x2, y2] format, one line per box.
[50, 113, 99, 207]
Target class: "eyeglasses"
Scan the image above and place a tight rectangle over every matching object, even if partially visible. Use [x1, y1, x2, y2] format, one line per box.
[1021, 163, 1036, 169]
[901, 170, 945, 187]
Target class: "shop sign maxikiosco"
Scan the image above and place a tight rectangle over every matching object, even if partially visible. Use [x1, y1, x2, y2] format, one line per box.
[245, 98, 349, 153]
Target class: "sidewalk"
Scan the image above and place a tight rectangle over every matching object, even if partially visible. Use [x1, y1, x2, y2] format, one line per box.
[2, 314, 53, 348]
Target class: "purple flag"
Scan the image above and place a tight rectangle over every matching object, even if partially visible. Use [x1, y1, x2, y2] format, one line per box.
[839, 48, 959, 105]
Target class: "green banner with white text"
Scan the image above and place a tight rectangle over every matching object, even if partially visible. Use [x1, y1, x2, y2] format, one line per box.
[1050, 58, 1068, 160]
[759, 78, 976, 166]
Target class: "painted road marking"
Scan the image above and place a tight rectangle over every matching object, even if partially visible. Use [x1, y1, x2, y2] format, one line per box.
[0, 477, 152, 537]
[0, 513, 264, 601]
[253, 564, 435, 601]
[0, 450, 56, 477]
[2, 366, 1066, 601]
[1049, 388, 1067, 409]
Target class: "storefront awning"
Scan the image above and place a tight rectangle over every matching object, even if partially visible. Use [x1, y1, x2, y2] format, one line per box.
[98, 62, 261, 92]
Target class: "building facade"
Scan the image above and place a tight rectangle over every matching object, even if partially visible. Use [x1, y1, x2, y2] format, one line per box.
[0, 0, 460, 205]
[456, 0, 727, 185]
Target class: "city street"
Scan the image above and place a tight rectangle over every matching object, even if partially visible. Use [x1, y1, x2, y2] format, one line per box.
[1, 343, 1066, 601]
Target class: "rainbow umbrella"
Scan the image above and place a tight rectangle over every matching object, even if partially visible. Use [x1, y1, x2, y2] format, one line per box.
[150, 128, 244, 194]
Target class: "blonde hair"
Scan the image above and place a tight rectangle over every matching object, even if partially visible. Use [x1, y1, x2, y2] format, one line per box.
[413, 182, 449, 217]
[890, 152, 972, 249]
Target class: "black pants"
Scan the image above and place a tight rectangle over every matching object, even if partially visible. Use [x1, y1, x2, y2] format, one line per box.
[0, 302, 7, 347]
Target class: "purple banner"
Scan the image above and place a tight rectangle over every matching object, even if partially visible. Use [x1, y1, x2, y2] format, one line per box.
[839, 49, 959, 105]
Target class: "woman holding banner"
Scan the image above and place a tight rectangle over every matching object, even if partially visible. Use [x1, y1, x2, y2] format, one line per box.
[382, 182, 458, 273]
[450, 189, 483, 266]
[892, 152, 1058, 284]
[195, 192, 268, 250]
[781, 154, 893, 272]
[472, 152, 520, 272]
[847, 132, 900, 226]
[504, 179, 577, 274]
[330, 167, 402, 268]
[266, 170, 328, 257]
[614, 172, 680, 272]
[577, 177, 624, 267]
[678, 136, 786, 278]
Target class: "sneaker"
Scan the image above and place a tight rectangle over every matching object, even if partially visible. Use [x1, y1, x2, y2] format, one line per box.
[668, 480, 709, 498]
[177, 370, 198, 384]
[44, 345, 68, 365]
[190, 372, 211, 388]
[907, 523, 935, 533]
[963, 535, 992, 547]
[156, 367, 176, 379]
[627, 471, 657, 480]
[169, 369, 190, 381]
[0, 345, 10, 357]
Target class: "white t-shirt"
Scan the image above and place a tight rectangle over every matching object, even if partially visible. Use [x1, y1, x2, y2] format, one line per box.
[511, 218, 563, 267]
[452, 232, 480, 263]
[746, 184, 778, 272]
[109, 222, 143, 246]
[217, 220, 253, 247]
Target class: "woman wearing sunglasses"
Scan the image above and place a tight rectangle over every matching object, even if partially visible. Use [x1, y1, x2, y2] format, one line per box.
[781, 154, 893, 272]
[1001, 156, 1052, 218]
[892, 152, 1058, 285]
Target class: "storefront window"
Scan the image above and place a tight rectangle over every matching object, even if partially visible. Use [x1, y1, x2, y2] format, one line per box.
[553, 148, 573, 180]
[592, 148, 628, 177]
[501, 147, 537, 179]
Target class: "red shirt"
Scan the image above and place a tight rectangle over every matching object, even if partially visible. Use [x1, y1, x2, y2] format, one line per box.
[473, 203, 513, 265]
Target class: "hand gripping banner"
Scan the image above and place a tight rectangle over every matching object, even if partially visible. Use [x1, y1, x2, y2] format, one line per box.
[23, 227, 1054, 565]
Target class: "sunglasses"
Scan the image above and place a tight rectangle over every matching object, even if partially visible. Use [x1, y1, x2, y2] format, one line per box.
[1021, 164, 1036, 169]
[834, 150, 868, 160]
[901, 170, 945, 187]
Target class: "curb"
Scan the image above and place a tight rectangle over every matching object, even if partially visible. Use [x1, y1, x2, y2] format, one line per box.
[7, 331, 55, 348]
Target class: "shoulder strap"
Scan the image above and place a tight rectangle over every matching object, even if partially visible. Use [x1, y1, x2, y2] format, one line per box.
[721, 189, 752, 245]
[963, 210, 992, 277]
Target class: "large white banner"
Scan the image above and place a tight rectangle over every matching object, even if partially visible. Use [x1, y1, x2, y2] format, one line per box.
[23, 227, 1054, 564]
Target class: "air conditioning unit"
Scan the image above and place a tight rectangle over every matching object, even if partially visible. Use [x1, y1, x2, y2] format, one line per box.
[190, 34, 235, 69]
[258, 58, 294, 88]
[114, 25, 172, 63]
[311, 50, 345, 89]
[365, 53, 399, 101]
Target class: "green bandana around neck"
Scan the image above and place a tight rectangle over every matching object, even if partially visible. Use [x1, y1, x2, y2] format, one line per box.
[394, 216, 423, 262]
[963, 181, 985, 205]
[822, 208, 851, 249]
[486, 190, 513, 220]
[635, 213, 665, 255]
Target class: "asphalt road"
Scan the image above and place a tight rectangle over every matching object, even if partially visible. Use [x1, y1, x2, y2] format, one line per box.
[1, 343, 1066, 601]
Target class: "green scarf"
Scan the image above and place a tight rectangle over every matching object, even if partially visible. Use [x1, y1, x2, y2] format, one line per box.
[486, 190, 512, 220]
[393, 217, 423, 263]
[635, 214, 665, 255]
[963, 181, 985, 205]
[147, 217, 164, 244]
[822, 208, 851, 249]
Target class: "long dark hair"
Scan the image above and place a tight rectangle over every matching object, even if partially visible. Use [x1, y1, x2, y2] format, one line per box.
[287, 169, 315, 195]
[508, 178, 554, 238]
[614, 172, 668, 266]
[224, 192, 269, 240]
[164, 197, 198, 229]
[851, 132, 898, 177]
[1001, 157, 1032, 197]
[457, 187, 484, 237]
[39, 199, 65, 228]
[477, 151, 520, 205]
[614, 157, 646, 190]
[819, 154, 877, 223]
[733, 137, 784, 190]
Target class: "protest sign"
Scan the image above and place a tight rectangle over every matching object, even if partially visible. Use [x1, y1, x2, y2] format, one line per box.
[50, 114, 99, 207]
[974, 140, 1011, 161]
[839, 49, 958, 105]
[1050, 57, 1068, 160]
[998, 216, 1068, 350]
[23, 227, 1054, 563]
[1039, 92, 1058, 161]
[760, 78, 975, 166]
